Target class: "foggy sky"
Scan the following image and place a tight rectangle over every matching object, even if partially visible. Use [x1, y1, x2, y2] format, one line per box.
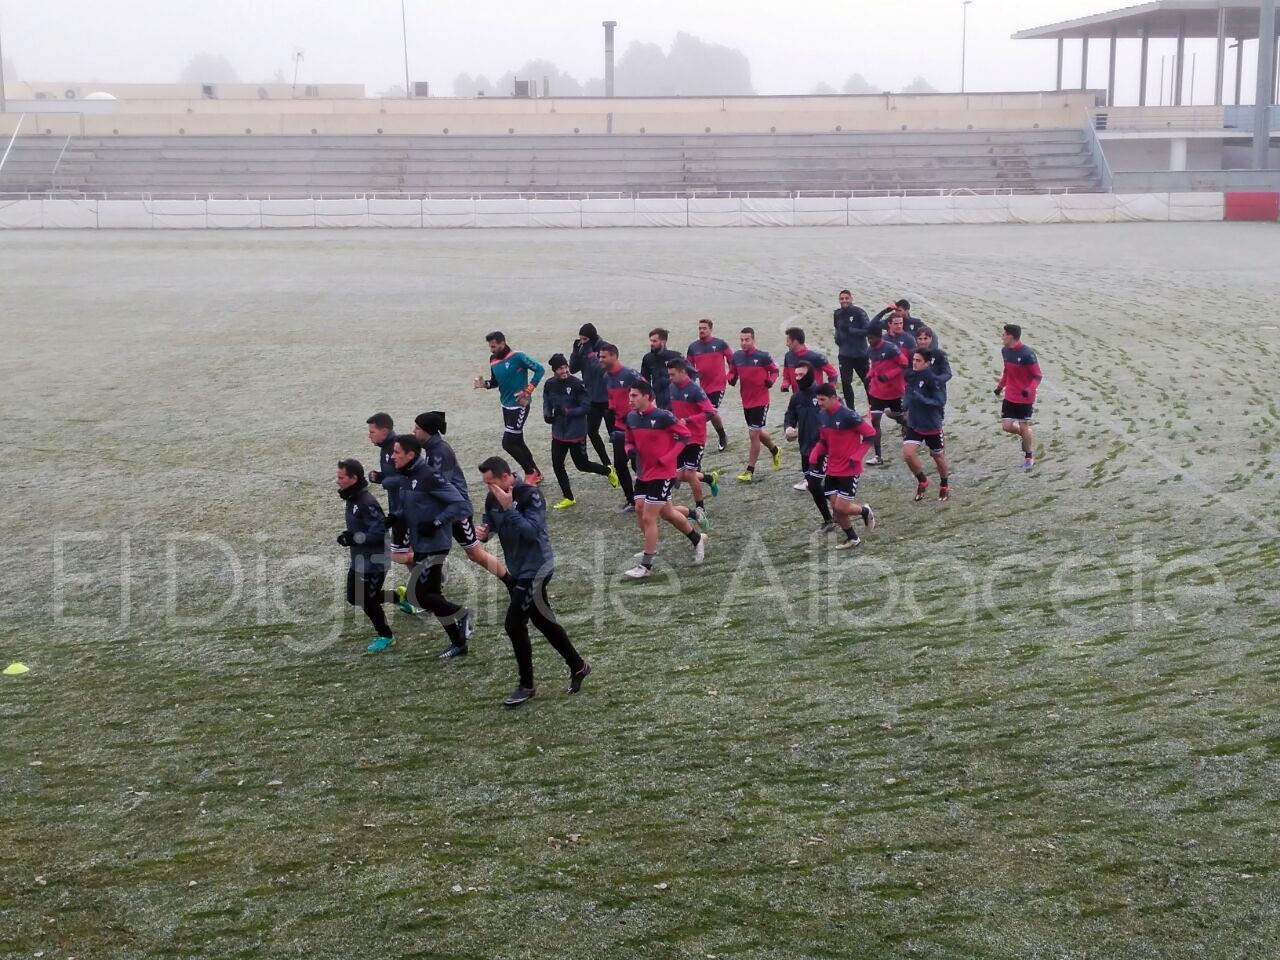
[0, 0, 1270, 104]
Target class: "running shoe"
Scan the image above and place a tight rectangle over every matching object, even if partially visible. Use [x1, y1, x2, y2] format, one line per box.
[736, 470, 754, 483]
[623, 564, 651, 579]
[696, 508, 711, 533]
[792, 479, 809, 491]
[1023, 456, 1035, 470]
[938, 485, 951, 502]
[503, 686, 536, 708]
[693, 534, 707, 566]
[862, 505, 876, 531]
[717, 436, 728, 452]
[607, 466, 620, 489]
[552, 498, 576, 510]
[815, 520, 837, 534]
[366, 636, 395, 652]
[771, 447, 783, 470]
[438, 643, 468, 659]
[567, 661, 592, 695]
[525, 470, 543, 486]
[914, 478, 930, 501]
[835, 533, 863, 551]
[616, 502, 636, 513]
[866, 454, 884, 467]
[459, 608, 474, 641]
[707, 471, 720, 497]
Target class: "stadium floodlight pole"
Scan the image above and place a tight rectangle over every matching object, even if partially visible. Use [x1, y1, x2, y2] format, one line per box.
[401, 0, 411, 98]
[0, 17, 7, 113]
[1256, 0, 1278, 169]
[961, 1, 973, 94]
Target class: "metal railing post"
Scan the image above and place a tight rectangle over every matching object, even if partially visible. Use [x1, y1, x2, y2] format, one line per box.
[0, 112, 25, 175]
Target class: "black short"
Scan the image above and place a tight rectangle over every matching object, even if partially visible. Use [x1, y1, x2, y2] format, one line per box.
[902, 427, 945, 453]
[503, 404, 530, 434]
[452, 515, 479, 549]
[706, 390, 725, 409]
[1001, 400, 1034, 422]
[346, 567, 387, 607]
[677, 443, 704, 472]
[822, 474, 860, 500]
[801, 447, 825, 479]
[743, 405, 769, 430]
[869, 396, 903, 414]
[633, 478, 675, 504]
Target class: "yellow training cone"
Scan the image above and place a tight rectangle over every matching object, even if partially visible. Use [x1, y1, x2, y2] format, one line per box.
[3, 663, 30, 676]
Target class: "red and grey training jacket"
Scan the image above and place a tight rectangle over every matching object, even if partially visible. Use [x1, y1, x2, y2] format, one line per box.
[810, 404, 877, 478]
[998, 343, 1043, 404]
[624, 404, 692, 482]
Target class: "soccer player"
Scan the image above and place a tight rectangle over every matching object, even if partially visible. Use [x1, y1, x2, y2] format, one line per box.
[623, 381, 708, 578]
[335, 458, 394, 650]
[885, 312, 918, 362]
[667, 358, 721, 531]
[914, 326, 952, 402]
[995, 323, 1043, 469]
[473, 331, 545, 485]
[542, 353, 617, 509]
[476, 456, 591, 709]
[388, 435, 474, 657]
[639, 327, 685, 410]
[833, 289, 872, 409]
[874, 299, 926, 338]
[809, 384, 878, 550]
[865, 324, 908, 467]
[411, 411, 512, 598]
[365, 412, 413, 611]
[569, 323, 612, 467]
[598, 341, 642, 510]
[686, 318, 733, 450]
[903, 350, 951, 502]
[781, 326, 838, 393]
[729, 327, 782, 482]
[783, 360, 835, 531]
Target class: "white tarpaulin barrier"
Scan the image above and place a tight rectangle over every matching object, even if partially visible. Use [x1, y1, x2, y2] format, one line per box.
[1169, 192, 1225, 222]
[97, 200, 153, 229]
[207, 199, 261, 229]
[952, 194, 1013, 225]
[474, 199, 529, 228]
[742, 198, 794, 227]
[528, 199, 581, 228]
[261, 199, 316, 228]
[581, 198, 635, 228]
[848, 196, 902, 226]
[315, 198, 370, 228]
[635, 198, 687, 227]
[900, 196, 959, 226]
[423, 199, 476, 228]
[0, 199, 44, 228]
[152, 199, 207, 230]
[1007, 194, 1062, 225]
[793, 197, 847, 227]
[689, 198, 742, 227]
[43, 199, 98, 228]
[1057, 193, 1117, 223]
[1116, 193, 1170, 222]
[369, 198, 422, 228]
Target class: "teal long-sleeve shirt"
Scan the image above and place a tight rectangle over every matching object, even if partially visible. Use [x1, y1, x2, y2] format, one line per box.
[484, 349, 545, 408]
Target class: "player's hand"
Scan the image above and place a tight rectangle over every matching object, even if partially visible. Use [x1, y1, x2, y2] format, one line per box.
[993, 385, 1003, 396]
[784, 427, 798, 442]
[487, 481, 514, 510]
[390, 547, 414, 567]
[473, 377, 485, 389]
[877, 374, 888, 383]
[368, 470, 382, 484]
[476, 523, 491, 541]
[1021, 389, 1030, 398]
[336, 531, 353, 547]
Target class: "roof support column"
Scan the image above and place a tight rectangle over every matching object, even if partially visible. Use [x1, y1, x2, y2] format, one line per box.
[1139, 28, 1150, 106]
[1235, 37, 1244, 105]
[1056, 37, 1064, 92]
[1108, 28, 1118, 106]
[1214, 6, 1227, 106]
[1174, 15, 1186, 105]
[1081, 34, 1090, 90]
[1256, 0, 1277, 170]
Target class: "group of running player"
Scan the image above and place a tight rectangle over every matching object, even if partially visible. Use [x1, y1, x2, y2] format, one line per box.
[331, 291, 1042, 708]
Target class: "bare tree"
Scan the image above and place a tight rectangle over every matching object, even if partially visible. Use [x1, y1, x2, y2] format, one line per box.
[900, 76, 938, 94]
[842, 73, 879, 95]
[812, 81, 838, 95]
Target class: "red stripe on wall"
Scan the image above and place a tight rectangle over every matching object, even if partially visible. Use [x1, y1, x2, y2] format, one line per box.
[1224, 192, 1280, 221]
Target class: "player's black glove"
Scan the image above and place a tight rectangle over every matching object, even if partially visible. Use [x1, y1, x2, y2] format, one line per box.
[368, 470, 382, 484]
[336, 531, 353, 547]
[416, 519, 442, 536]
[628, 450, 640, 473]
[780, 386, 790, 393]
[993, 386, 1003, 396]
[544, 415, 555, 425]
[1021, 389, 1030, 398]
[877, 374, 888, 383]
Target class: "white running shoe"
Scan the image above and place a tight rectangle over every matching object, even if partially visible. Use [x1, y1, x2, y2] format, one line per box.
[693, 534, 707, 565]
[792, 479, 809, 491]
[624, 564, 651, 579]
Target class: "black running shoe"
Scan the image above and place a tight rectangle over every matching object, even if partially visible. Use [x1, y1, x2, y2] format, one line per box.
[503, 685, 536, 708]
[567, 661, 592, 694]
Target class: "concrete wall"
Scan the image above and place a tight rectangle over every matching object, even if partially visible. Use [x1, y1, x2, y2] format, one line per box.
[0, 91, 1098, 138]
[1103, 138, 1225, 172]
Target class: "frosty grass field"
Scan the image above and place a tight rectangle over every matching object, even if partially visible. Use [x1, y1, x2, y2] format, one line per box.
[2, 223, 1279, 959]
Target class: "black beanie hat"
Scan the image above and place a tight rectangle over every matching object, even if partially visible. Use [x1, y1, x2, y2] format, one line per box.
[415, 410, 447, 436]
[549, 353, 569, 369]
[579, 322, 598, 339]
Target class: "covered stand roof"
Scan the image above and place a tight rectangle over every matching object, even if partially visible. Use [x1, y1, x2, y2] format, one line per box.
[1014, 1, 1278, 41]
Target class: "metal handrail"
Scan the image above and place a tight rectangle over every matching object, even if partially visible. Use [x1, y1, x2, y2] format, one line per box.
[49, 134, 73, 190]
[0, 113, 26, 175]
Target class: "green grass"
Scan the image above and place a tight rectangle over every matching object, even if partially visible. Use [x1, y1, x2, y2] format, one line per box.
[2, 225, 1279, 959]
